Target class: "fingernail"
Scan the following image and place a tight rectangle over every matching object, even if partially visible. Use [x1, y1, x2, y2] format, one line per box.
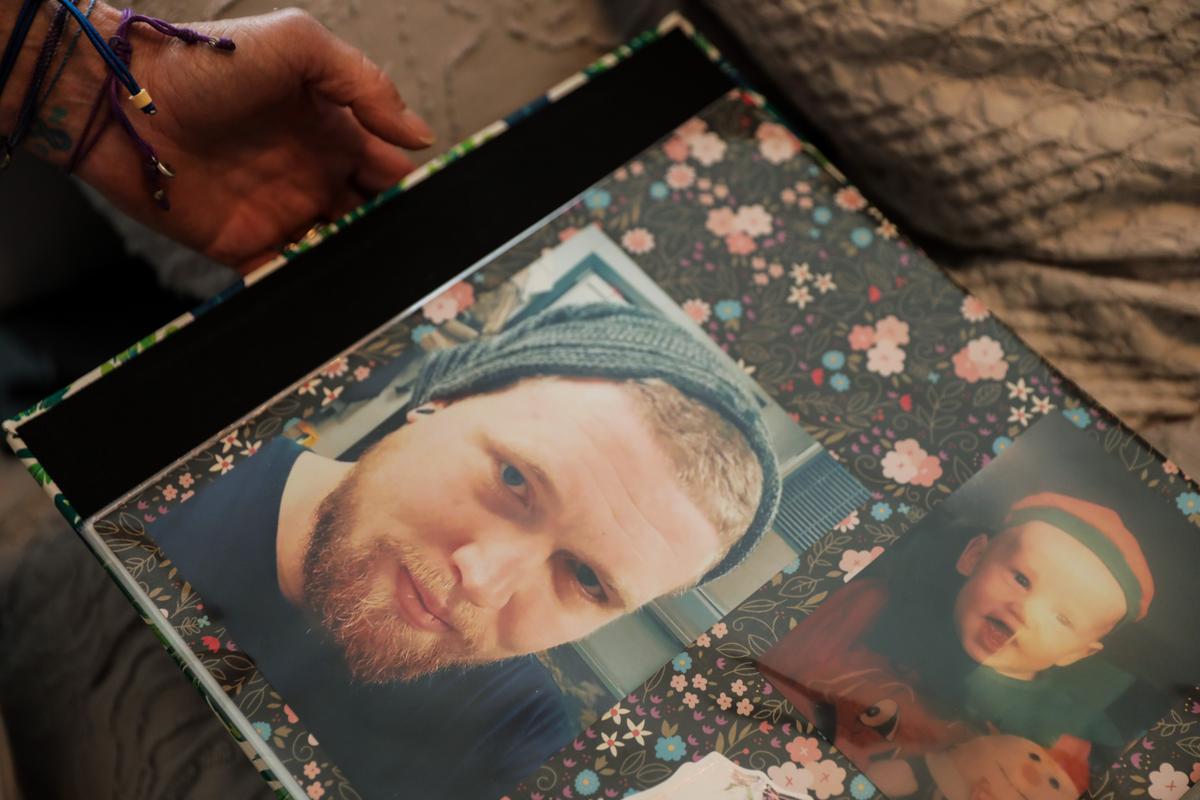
[401, 109, 435, 146]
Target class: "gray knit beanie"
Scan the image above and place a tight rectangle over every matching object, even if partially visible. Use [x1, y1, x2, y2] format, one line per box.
[405, 302, 781, 585]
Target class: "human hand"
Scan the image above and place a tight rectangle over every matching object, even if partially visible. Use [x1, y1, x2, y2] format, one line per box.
[11, 5, 433, 272]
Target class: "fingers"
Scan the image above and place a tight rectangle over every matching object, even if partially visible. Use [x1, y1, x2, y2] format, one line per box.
[354, 135, 417, 195]
[289, 11, 435, 150]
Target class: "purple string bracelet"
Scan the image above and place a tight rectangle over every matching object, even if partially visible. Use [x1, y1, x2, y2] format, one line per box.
[68, 7, 235, 210]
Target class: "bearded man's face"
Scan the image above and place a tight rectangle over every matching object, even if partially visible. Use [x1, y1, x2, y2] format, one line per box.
[302, 377, 722, 683]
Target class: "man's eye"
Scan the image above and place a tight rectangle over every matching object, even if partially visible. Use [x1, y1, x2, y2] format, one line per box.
[500, 463, 526, 489]
[570, 559, 607, 603]
[498, 462, 532, 507]
[1013, 570, 1030, 589]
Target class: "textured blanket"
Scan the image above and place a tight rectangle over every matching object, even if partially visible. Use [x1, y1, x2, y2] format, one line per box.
[707, 0, 1200, 473]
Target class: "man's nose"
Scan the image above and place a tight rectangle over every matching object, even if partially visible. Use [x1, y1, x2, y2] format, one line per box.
[449, 532, 547, 610]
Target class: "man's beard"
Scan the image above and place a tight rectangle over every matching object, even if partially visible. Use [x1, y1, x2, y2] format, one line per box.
[301, 466, 484, 683]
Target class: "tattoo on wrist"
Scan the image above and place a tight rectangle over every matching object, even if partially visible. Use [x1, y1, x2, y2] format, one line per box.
[28, 105, 73, 155]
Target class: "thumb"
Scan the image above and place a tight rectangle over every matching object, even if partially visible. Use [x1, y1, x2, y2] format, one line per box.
[292, 12, 435, 149]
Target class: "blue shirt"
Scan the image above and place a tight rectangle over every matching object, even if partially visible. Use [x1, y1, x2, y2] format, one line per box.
[149, 437, 571, 799]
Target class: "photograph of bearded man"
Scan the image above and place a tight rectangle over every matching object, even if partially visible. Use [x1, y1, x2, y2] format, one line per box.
[147, 302, 781, 800]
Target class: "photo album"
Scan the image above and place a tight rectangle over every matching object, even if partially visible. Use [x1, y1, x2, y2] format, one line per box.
[6, 15, 1200, 800]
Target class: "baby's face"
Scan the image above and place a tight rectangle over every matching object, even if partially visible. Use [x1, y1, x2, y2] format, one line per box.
[953, 521, 1127, 679]
[947, 734, 1078, 800]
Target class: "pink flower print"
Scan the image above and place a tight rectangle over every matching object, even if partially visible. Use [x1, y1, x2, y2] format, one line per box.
[663, 135, 689, 162]
[725, 232, 757, 255]
[953, 335, 1008, 383]
[162, 485, 178, 501]
[768, 762, 814, 796]
[689, 132, 727, 166]
[706, 207, 738, 237]
[558, 226, 579, 242]
[303, 761, 320, 780]
[834, 510, 860, 532]
[759, 136, 799, 164]
[1149, 763, 1190, 800]
[834, 187, 867, 212]
[866, 341, 906, 376]
[353, 365, 372, 382]
[711, 622, 728, 638]
[877, 220, 899, 239]
[422, 281, 475, 324]
[717, 693, 733, 710]
[754, 121, 788, 142]
[882, 439, 942, 486]
[1165, 460, 1180, 475]
[630, 161, 644, 176]
[713, 183, 729, 199]
[961, 294, 989, 322]
[621, 228, 656, 254]
[210, 454, 234, 475]
[768, 263, 785, 279]
[756, 122, 800, 161]
[306, 782, 325, 799]
[682, 692, 699, 709]
[178, 472, 194, 488]
[914, 453, 944, 486]
[786, 736, 822, 765]
[736, 698, 754, 716]
[675, 118, 708, 140]
[730, 679, 747, 696]
[839, 546, 885, 582]
[874, 315, 910, 346]
[319, 356, 349, 378]
[666, 164, 695, 189]
[683, 299, 711, 324]
[754, 273, 769, 286]
[671, 674, 688, 691]
[848, 324, 876, 351]
[780, 188, 797, 204]
[692, 674, 708, 690]
[810, 759, 846, 800]
[695, 633, 711, 647]
[734, 204, 773, 238]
